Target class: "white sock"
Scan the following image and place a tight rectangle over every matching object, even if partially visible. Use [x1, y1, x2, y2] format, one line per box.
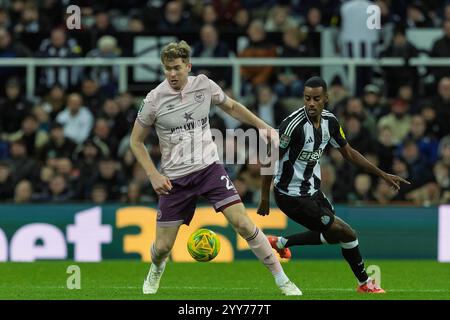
[274, 270, 290, 286]
[277, 237, 287, 249]
[358, 277, 371, 286]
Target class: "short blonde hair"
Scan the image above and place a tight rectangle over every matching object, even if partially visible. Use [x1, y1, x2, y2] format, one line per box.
[160, 40, 191, 64]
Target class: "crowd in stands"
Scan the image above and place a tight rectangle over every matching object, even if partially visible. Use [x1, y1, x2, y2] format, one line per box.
[0, 0, 449, 206]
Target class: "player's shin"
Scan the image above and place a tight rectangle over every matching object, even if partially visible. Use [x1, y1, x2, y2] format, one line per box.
[340, 239, 369, 284]
[150, 243, 169, 270]
[245, 227, 290, 286]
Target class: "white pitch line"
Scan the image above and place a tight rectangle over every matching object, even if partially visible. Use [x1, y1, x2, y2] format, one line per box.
[18, 286, 450, 293]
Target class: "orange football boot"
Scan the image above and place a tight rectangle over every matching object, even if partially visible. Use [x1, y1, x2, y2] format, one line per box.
[267, 235, 292, 259]
[357, 279, 386, 293]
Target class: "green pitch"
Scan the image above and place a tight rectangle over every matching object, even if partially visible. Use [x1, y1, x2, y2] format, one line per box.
[0, 260, 449, 300]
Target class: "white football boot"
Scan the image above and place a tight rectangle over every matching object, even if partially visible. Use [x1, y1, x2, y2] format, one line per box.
[143, 261, 166, 294]
[278, 280, 303, 296]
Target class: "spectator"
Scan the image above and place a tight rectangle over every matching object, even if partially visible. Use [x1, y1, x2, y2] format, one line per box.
[91, 10, 117, 41]
[200, 4, 219, 27]
[399, 139, 433, 187]
[347, 173, 374, 204]
[304, 6, 324, 32]
[90, 118, 117, 157]
[122, 181, 143, 204]
[406, 1, 434, 28]
[90, 184, 108, 204]
[8, 139, 40, 184]
[231, 7, 251, 33]
[372, 179, 398, 204]
[251, 84, 289, 128]
[375, 126, 395, 172]
[432, 77, 450, 138]
[43, 174, 73, 202]
[39, 122, 77, 162]
[0, 161, 14, 200]
[239, 20, 277, 94]
[327, 76, 349, 114]
[13, 179, 33, 203]
[378, 99, 412, 145]
[128, 15, 145, 32]
[362, 83, 389, 120]
[56, 93, 94, 145]
[157, 1, 192, 32]
[438, 135, 450, 167]
[433, 161, 450, 204]
[398, 115, 439, 166]
[92, 157, 126, 200]
[192, 24, 231, 87]
[430, 19, 450, 82]
[13, 4, 50, 33]
[80, 77, 105, 116]
[0, 27, 31, 89]
[381, 26, 420, 97]
[264, 5, 298, 32]
[2, 114, 49, 158]
[41, 84, 67, 121]
[274, 27, 317, 98]
[36, 28, 82, 92]
[343, 115, 374, 155]
[85, 35, 121, 97]
[100, 99, 129, 142]
[212, 0, 241, 27]
[342, 97, 377, 136]
[0, 8, 11, 30]
[0, 77, 33, 134]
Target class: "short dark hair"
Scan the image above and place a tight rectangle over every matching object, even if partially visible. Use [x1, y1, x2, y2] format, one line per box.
[304, 76, 327, 92]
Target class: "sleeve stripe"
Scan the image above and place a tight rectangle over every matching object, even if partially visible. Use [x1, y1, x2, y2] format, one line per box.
[285, 114, 305, 137]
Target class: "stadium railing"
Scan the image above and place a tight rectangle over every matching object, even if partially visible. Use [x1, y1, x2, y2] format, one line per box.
[0, 56, 449, 99]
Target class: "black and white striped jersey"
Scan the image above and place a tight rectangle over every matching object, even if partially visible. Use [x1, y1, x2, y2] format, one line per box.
[274, 106, 348, 197]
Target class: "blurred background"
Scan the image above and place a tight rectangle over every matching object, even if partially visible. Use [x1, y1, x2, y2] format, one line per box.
[0, 0, 449, 209]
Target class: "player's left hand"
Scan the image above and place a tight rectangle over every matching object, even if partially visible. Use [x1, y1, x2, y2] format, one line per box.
[383, 173, 411, 191]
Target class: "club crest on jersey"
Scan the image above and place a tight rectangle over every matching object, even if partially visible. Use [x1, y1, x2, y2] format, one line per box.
[321, 215, 330, 225]
[194, 91, 205, 103]
[280, 134, 290, 148]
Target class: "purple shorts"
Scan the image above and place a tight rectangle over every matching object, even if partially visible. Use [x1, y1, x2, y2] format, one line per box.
[157, 163, 242, 227]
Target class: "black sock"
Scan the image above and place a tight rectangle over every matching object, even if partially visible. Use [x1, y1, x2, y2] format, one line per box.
[285, 231, 322, 247]
[341, 245, 369, 283]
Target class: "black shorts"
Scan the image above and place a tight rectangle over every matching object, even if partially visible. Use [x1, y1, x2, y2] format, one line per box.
[274, 189, 335, 232]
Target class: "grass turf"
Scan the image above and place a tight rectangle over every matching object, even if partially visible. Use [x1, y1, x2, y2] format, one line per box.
[0, 260, 449, 300]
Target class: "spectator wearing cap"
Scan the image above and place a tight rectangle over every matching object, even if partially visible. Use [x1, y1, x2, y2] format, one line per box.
[378, 99, 412, 145]
[0, 78, 33, 134]
[430, 20, 450, 83]
[362, 83, 389, 120]
[56, 93, 94, 145]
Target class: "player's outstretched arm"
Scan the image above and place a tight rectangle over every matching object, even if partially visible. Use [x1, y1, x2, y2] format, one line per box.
[130, 121, 172, 195]
[338, 143, 410, 190]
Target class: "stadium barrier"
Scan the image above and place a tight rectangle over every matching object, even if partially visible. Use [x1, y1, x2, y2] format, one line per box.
[1, 56, 450, 98]
[0, 204, 448, 262]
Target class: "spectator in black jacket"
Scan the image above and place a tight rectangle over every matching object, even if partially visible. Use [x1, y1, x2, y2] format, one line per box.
[0, 78, 33, 134]
[430, 19, 450, 83]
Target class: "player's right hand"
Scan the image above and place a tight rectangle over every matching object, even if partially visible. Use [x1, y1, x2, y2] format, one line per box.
[257, 199, 270, 216]
[149, 173, 173, 195]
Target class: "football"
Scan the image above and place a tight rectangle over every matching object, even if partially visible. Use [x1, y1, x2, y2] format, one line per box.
[187, 228, 221, 262]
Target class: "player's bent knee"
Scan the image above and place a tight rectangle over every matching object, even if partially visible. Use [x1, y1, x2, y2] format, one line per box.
[154, 242, 174, 255]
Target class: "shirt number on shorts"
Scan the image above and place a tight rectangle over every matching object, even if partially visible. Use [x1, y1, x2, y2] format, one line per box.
[221, 175, 235, 190]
